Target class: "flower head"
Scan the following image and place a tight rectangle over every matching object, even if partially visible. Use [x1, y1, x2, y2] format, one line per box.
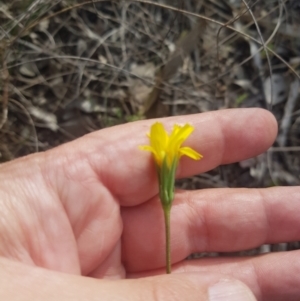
[140, 122, 202, 168]
[140, 122, 203, 205]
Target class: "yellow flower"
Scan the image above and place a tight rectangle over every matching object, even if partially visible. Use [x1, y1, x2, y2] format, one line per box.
[140, 122, 203, 205]
[139, 122, 203, 274]
[140, 122, 202, 168]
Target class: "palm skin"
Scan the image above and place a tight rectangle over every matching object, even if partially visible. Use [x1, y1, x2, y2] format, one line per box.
[0, 108, 299, 301]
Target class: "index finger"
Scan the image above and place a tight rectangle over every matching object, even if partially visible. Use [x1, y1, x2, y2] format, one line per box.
[65, 108, 277, 205]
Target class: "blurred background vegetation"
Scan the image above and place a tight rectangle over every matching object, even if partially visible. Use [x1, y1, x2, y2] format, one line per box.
[0, 0, 299, 253]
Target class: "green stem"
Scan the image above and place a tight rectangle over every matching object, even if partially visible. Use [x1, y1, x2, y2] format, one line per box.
[163, 205, 171, 274]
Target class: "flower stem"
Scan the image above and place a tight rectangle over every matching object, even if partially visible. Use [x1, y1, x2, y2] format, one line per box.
[163, 205, 171, 274]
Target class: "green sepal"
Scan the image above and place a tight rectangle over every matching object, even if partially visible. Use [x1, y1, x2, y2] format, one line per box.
[157, 158, 177, 207]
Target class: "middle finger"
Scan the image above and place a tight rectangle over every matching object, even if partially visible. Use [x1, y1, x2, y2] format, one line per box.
[122, 186, 300, 272]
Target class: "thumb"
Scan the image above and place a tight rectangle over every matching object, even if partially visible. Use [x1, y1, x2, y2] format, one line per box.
[114, 273, 257, 301]
[1, 258, 257, 301]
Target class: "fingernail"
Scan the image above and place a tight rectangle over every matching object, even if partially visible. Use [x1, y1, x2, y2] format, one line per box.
[208, 279, 257, 301]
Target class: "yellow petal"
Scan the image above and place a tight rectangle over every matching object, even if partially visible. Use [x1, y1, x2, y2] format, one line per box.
[179, 146, 203, 160]
[169, 124, 181, 139]
[139, 145, 154, 152]
[175, 124, 194, 141]
[139, 145, 161, 166]
[149, 122, 168, 151]
[169, 124, 194, 150]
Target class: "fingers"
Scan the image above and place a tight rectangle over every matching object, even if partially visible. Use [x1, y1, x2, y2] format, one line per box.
[0, 257, 257, 301]
[45, 108, 276, 205]
[106, 108, 277, 205]
[0, 108, 276, 208]
[177, 251, 300, 301]
[121, 186, 300, 271]
[0, 108, 277, 276]
[129, 251, 300, 301]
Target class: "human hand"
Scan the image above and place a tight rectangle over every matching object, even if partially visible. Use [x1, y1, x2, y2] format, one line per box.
[0, 108, 298, 300]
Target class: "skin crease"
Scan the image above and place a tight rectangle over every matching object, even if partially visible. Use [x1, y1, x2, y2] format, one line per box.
[0, 108, 299, 300]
